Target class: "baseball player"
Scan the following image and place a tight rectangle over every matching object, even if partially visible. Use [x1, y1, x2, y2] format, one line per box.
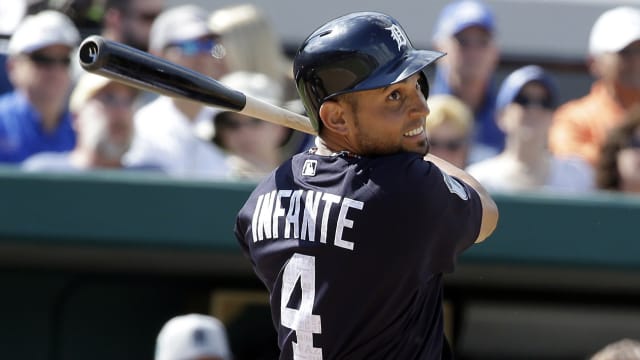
[234, 11, 499, 359]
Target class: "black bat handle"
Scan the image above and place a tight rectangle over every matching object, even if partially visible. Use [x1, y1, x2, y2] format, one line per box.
[78, 35, 247, 112]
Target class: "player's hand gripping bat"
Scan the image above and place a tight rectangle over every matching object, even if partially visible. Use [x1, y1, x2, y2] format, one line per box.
[77, 35, 317, 135]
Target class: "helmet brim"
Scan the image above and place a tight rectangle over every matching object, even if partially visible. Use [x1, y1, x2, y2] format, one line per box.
[347, 49, 445, 94]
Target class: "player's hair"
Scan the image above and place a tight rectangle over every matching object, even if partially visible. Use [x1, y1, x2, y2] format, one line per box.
[596, 105, 640, 190]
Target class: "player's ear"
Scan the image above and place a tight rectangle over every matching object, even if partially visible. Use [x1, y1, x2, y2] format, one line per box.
[319, 100, 349, 135]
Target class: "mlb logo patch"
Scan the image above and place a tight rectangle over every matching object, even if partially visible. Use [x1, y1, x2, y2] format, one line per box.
[302, 160, 317, 176]
[442, 172, 469, 200]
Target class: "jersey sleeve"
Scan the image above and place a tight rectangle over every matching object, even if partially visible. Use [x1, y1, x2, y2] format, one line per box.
[415, 160, 483, 273]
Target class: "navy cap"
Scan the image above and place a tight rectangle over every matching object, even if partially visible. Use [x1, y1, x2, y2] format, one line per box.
[496, 65, 557, 112]
[432, 0, 495, 42]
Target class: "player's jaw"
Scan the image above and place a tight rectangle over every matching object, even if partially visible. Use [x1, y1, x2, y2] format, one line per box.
[402, 121, 429, 155]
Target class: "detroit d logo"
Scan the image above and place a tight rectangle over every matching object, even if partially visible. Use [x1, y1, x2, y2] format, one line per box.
[302, 160, 317, 176]
[386, 24, 407, 51]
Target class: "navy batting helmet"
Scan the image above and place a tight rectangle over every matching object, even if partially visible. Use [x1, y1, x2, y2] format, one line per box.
[293, 12, 445, 132]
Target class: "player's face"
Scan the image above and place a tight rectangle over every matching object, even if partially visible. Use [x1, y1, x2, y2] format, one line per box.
[340, 73, 430, 156]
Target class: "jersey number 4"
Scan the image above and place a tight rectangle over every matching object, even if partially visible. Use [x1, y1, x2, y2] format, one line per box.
[281, 253, 323, 359]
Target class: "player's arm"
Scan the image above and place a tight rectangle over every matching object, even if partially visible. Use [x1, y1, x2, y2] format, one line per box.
[424, 153, 499, 243]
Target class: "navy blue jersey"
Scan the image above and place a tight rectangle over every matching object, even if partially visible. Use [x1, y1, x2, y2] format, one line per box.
[234, 150, 482, 359]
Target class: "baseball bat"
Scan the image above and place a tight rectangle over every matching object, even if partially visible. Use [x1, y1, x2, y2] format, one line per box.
[77, 35, 317, 135]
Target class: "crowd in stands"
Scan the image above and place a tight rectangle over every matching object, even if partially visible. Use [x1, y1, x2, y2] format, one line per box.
[0, 0, 638, 195]
[0, 1, 639, 359]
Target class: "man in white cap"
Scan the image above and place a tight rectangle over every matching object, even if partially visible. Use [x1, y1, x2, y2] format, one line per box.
[0, 10, 79, 163]
[124, 4, 230, 179]
[22, 72, 156, 171]
[549, 6, 640, 167]
[155, 313, 232, 360]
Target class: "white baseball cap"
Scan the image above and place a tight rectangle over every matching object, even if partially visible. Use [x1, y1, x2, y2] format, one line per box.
[8, 10, 79, 55]
[589, 6, 640, 55]
[149, 5, 217, 53]
[0, 0, 27, 36]
[155, 314, 232, 360]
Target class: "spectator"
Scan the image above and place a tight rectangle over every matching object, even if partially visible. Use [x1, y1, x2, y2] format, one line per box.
[549, 6, 640, 167]
[22, 72, 154, 171]
[212, 71, 291, 180]
[590, 338, 640, 360]
[467, 65, 594, 193]
[0, 10, 79, 164]
[431, 0, 503, 160]
[101, 0, 164, 51]
[124, 5, 230, 179]
[155, 314, 232, 360]
[98, 0, 165, 106]
[0, 1, 27, 96]
[209, 3, 293, 100]
[208, 3, 312, 154]
[425, 94, 474, 168]
[596, 105, 640, 193]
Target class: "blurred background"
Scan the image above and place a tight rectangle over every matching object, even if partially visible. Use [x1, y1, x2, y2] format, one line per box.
[1, 0, 640, 359]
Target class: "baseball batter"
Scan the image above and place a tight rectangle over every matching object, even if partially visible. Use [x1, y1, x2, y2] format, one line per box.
[234, 12, 499, 359]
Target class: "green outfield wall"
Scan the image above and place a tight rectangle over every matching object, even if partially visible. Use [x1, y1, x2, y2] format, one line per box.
[1, 167, 639, 360]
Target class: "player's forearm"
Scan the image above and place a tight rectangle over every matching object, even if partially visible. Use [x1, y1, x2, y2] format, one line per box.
[424, 153, 499, 243]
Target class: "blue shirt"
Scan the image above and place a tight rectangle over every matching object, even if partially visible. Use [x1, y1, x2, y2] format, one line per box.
[0, 91, 76, 163]
[235, 150, 482, 359]
[0, 54, 13, 96]
[432, 65, 505, 152]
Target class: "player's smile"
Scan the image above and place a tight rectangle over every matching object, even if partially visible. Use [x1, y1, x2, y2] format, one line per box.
[404, 126, 425, 137]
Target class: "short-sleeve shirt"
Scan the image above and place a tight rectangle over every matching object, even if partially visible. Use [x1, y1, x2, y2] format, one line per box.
[124, 96, 229, 179]
[235, 150, 483, 359]
[0, 91, 75, 163]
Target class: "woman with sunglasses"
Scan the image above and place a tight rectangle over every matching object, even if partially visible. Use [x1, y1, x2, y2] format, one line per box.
[211, 71, 291, 180]
[467, 65, 594, 193]
[426, 94, 498, 169]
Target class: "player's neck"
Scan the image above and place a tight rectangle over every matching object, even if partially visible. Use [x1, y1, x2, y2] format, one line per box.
[314, 136, 359, 157]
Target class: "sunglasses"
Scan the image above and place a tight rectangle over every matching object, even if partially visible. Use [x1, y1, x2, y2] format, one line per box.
[27, 53, 71, 68]
[513, 93, 554, 110]
[619, 46, 640, 58]
[454, 34, 492, 49]
[130, 11, 161, 23]
[168, 38, 225, 58]
[430, 138, 467, 151]
[95, 93, 135, 108]
[626, 137, 640, 149]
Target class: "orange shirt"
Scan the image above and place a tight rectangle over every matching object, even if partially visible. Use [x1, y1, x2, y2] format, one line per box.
[549, 81, 631, 166]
